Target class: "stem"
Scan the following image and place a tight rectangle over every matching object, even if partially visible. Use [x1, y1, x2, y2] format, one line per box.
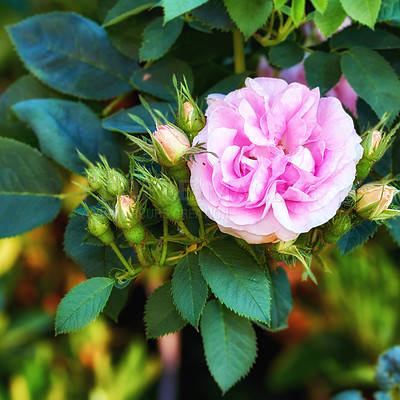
[159, 218, 168, 267]
[196, 211, 205, 239]
[177, 220, 201, 243]
[102, 93, 129, 117]
[233, 29, 246, 74]
[134, 243, 149, 266]
[109, 242, 133, 272]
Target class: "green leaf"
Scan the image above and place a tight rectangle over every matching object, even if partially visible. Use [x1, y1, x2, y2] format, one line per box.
[139, 17, 184, 62]
[191, 0, 235, 32]
[13, 99, 120, 175]
[314, 0, 346, 38]
[310, 0, 327, 13]
[199, 239, 271, 324]
[64, 210, 136, 278]
[144, 280, 187, 338]
[55, 277, 114, 334]
[291, 0, 305, 26]
[131, 57, 193, 101]
[304, 51, 341, 94]
[385, 217, 400, 245]
[200, 72, 249, 100]
[0, 138, 62, 239]
[330, 27, 400, 50]
[159, 0, 210, 23]
[223, 0, 273, 39]
[200, 300, 257, 393]
[339, 0, 381, 29]
[103, 101, 174, 133]
[378, 0, 400, 21]
[274, 0, 288, 9]
[172, 253, 208, 328]
[261, 267, 292, 331]
[103, 0, 155, 27]
[7, 12, 137, 100]
[337, 220, 378, 255]
[341, 47, 400, 120]
[103, 286, 131, 322]
[268, 41, 304, 69]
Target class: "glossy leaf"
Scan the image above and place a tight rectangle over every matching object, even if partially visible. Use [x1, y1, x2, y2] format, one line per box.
[131, 58, 193, 101]
[144, 280, 187, 338]
[13, 99, 120, 174]
[268, 41, 304, 69]
[337, 220, 378, 255]
[291, 0, 305, 26]
[199, 240, 271, 324]
[103, 0, 155, 27]
[103, 101, 174, 134]
[103, 286, 131, 322]
[378, 0, 400, 21]
[159, 0, 210, 22]
[172, 253, 208, 328]
[340, 0, 381, 29]
[223, 0, 273, 39]
[7, 12, 137, 99]
[314, 0, 346, 38]
[341, 47, 400, 120]
[191, 0, 235, 31]
[0, 138, 62, 238]
[304, 51, 341, 94]
[310, 0, 327, 14]
[201, 300, 257, 393]
[330, 27, 400, 50]
[55, 277, 114, 334]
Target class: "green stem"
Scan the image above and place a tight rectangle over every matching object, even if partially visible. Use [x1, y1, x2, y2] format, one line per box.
[196, 211, 205, 239]
[110, 242, 133, 272]
[177, 220, 201, 243]
[159, 218, 168, 267]
[233, 29, 246, 74]
[134, 244, 149, 266]
[102, 93, 129, 117]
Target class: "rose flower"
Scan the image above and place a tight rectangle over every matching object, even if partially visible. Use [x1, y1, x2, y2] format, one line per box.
[190, 77, 363, 243]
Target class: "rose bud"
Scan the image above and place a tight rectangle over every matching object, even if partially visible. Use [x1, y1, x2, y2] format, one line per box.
[86, 164, 106, 191]
[106, 169, 128, 197]
[88, 213, 114, 244]
[356, 183, 399, 220]
[114, 195, 139, 229]
[364, 130, 382, 156]
[176, 101, 206, 136]
[153, 125, 190, 167]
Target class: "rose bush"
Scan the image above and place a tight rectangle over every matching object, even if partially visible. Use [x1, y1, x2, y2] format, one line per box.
[190, 77, 363, 243]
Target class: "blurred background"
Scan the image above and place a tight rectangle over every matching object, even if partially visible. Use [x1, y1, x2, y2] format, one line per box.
[1, 1, 400, 399]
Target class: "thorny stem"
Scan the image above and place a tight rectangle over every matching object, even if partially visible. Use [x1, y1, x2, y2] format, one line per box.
[233, 29, 246, 73]
[176, 220, 202, 243]
[134, 243, 149, 266]
[159, 217, 168, 267]
[109, 242, 134, 272]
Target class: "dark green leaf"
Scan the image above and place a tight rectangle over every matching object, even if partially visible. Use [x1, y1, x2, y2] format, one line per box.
[144, 280, 187, 338]
[330, 27, 400, 50]
[340, 0, 381, 29]
[378, 0, 400, 21]
[341, 47, 400, 120]
[304, 51, 341, 94]
[7, 12, 137, 99]
[159, 0, 210, 22]
[291, 0, 305, 26]
[199, 239, 271, 324]
[172, 253, 208, 328]
[223, 0, 273, 39]
[201, 72, 248, 100]
[200, 300, 257, 393]
[131, 58, 193, 101]
[0, 138, 62, 238]
[103, 101, 174, 134]
[385, 216, 400, 245]
[55, 277, 114, 334]
[337, 220, 378, 255]
[191, 0, 235, 31]
[268, 41, 304, 69]
[139, 17, 184, 62]
[310, 0, 327, 13]
[314, 0, 346, 38]
[13, 99, 120, 175]
[64, 211, 136, 278]
[103, 0, 155, 27]
[103, 286, 131, 322]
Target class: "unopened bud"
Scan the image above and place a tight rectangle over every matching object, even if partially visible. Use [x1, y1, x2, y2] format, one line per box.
[88, 213, 114, 244]
[364, 130, 382, 157]
[153, 125, 190, 167]
[86, 164, 106, 191]
[106, 170, 128, 197]
[115, 195, 139, 229]
[356, 183, 398, 220]
[177, 101, 206, 135]
[124, 225, 146, 245]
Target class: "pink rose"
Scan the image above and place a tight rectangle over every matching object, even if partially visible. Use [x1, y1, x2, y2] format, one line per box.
[190, 77, 363, 243]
